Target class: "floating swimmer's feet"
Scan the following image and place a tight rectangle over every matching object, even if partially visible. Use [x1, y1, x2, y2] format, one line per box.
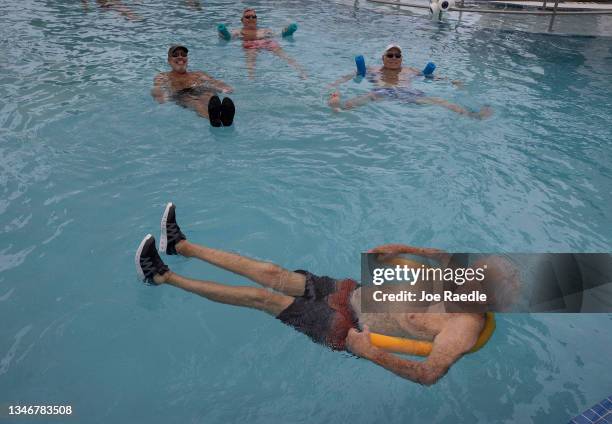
[208, 95, 222, 127]
[328, 91, 342, 112]
[135, 234, 169, 285]
[220, 97, 235, 126]
[160, 202, 186, 255]
[477, 106, 493, 120]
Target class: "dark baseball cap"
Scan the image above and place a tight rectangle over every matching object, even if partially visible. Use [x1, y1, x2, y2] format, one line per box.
[168, 45, 188, 56]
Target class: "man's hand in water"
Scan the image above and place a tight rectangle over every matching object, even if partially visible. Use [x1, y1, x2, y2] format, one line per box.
[368, 244, 446, 262]
[346, 325, 375, 357]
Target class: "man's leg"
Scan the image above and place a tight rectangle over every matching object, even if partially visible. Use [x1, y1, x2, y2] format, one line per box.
[97, 0, 140, 20]
[244, 49, 258, 80]
[178, 94, 212, 119]
[155, 270, 294, 316]
[416, 97, 493, 119]
[160, 203, 307, 296]
[176, 240, 307, 296]
[136, 234, 293, 316]
[328, 91, 377, 111]
[270, 47, 307, 79]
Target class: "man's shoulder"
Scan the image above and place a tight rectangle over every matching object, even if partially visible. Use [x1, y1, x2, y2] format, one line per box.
[447, 313, 486, 332]
[189, 71, 210, 80]
[401, 67, 421, 74]
[430, 314, 485, 355]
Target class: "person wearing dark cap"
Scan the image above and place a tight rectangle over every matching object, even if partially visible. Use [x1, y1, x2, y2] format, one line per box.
[152, 45, 236, 127]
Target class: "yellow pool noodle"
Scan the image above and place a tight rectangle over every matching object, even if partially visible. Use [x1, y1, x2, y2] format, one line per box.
[369, 312, 496, 356]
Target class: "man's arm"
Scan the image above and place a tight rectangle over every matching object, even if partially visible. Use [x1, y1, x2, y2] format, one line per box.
[326, 73, 359, 90]
[404, 67, 463, 87]
[368, 243, 449, 264]
[151, 74, 169, 103]
[198, 72, 233, 94]
[260, 28, 275, 38]
[405, 66, 423, 76]
[346, 320, 481, 385]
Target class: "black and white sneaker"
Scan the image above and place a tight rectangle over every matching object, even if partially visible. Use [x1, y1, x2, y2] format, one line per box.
[159, 202, 186, 255]
[135, 234, 169, 285]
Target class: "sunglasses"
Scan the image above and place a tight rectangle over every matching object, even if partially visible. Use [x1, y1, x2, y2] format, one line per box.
[171, 51, 188, 58]
[386, 53, 402, 59]
[244, 14, 257, 19]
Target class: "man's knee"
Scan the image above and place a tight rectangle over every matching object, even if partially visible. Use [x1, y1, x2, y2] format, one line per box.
[246, 287, 287, 312]
[244, 287, 269, 306]
[258, 262, 283, 283]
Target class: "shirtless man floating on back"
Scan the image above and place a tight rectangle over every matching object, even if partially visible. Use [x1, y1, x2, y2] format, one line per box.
[218, 8, 307, 79]
[329, 44, 492, 119]
[135, 203, 518, 384]
[152, 45, 236, 127]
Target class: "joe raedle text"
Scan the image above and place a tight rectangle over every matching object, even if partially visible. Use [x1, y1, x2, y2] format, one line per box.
[372, 290, 488, 303]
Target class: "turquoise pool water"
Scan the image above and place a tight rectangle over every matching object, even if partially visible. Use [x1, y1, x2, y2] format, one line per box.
[1, 1, 611, 423]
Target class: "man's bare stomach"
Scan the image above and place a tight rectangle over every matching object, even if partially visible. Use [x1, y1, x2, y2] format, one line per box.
[349, 287, 478, 341]
[240, 29, 273, 40]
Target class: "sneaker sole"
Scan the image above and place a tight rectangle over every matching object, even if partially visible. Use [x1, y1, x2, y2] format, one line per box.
[135, 234, 152, 282]
[159, 202, 173, 254]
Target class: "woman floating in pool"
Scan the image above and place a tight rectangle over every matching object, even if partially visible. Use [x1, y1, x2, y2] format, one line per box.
[218, 8, 307, 80]
[152, 45, 235, 127]
[328, 44, 493, 119]
[135, 203, 519, 385]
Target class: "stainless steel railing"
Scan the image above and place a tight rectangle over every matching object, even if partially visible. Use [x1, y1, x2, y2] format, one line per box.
[366, 0, 612, 15]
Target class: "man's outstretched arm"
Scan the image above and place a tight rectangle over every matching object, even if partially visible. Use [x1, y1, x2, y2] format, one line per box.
[368, 243, 446, 256]
[368, 243, 450, 264]
[151, 74, 169, 103]
[346, 320, 481, 385]
[198, 72, 233, 94]
[326, 73, 358, 90]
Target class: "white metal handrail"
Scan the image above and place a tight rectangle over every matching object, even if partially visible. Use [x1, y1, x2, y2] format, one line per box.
[366, 0, 612, 15]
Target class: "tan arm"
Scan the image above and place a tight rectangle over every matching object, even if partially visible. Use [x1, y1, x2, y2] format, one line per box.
[103, 1, 140, 21]
[327, 73, 357, 90]
[198, 72, 233, 94]
[367, 244, 449, 264]
[348, 318, 480, 385]
[151, 74, 169, 103]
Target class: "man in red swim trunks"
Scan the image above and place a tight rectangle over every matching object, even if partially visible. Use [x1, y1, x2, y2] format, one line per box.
[224, 8, 307, 79]
[135, 203, 516, 385]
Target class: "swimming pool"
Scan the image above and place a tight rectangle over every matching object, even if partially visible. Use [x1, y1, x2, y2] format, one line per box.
[1, 0, 611, 423]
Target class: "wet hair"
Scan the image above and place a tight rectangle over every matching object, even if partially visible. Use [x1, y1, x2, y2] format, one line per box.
[242, 8, 255, 17]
